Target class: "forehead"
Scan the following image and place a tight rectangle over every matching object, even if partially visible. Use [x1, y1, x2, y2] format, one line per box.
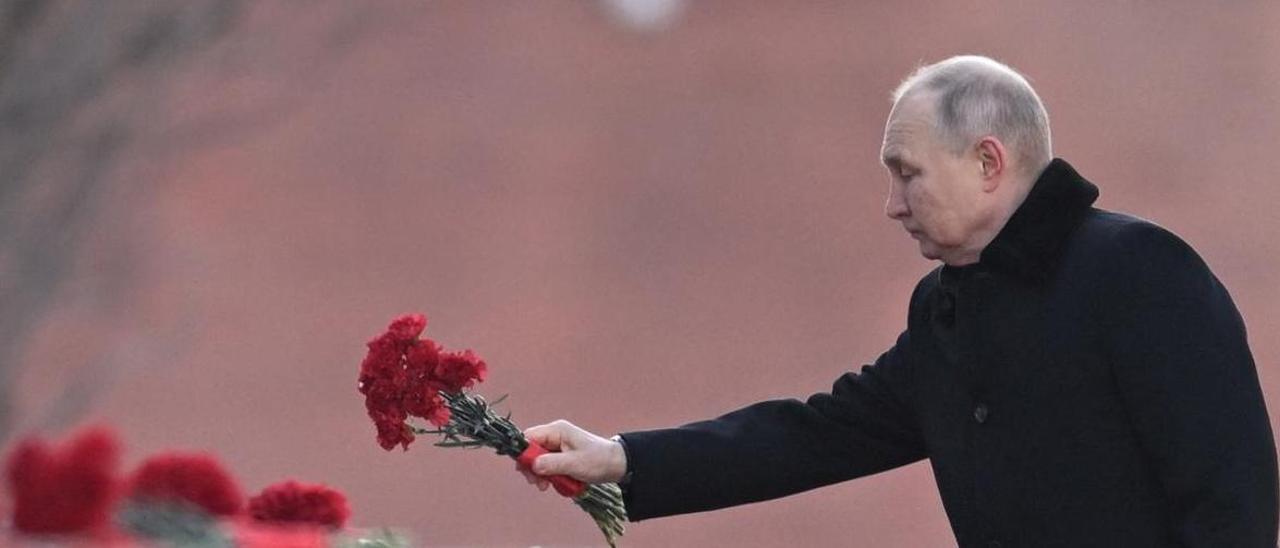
[880, 94, 935, 166]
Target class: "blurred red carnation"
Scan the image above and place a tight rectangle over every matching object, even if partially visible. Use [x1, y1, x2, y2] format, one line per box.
[4, 425, 121, 535]
[127, 451, 244, 517]
[248, 479, 350, 530]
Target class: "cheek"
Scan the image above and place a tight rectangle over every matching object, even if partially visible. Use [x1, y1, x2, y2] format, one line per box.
[912, 186, 960, 241]
[906, 186, 935, 220]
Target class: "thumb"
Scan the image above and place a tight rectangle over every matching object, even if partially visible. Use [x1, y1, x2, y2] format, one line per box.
[532, 451, 578, 478]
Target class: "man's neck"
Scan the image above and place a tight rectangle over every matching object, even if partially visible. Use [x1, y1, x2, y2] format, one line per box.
[941, 173, 1037, 267]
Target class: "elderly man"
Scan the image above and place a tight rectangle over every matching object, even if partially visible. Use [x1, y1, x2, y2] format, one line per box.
[521, 56, 1279, 546]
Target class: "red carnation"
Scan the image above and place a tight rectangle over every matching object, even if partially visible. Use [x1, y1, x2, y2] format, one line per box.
[435, 349, 488, 393]
[405, 338, 441, 380]
[387, 313, 426, 342]
[368, 404, 414, 451]
[248, 480, 350, 530]
[358, 313, 461, 450]
[127, 451, 244, 517]
[4, 425, 121, 535]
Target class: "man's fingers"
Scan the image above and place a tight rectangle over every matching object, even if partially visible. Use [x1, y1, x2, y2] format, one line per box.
[515, 462, 549, 491]
[517, 460, 556, 491]
[523, 421, 568, 451]
[521, 419, 605, 483]
[516, 464, 539, 484]
[531, 451, 576, 478]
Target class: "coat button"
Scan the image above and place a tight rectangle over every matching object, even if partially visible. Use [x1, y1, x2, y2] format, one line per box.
[973, 404, 989, 424]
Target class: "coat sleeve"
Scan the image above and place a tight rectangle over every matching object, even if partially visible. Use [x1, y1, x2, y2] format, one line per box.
[1101, 223, 1278, 547]
[617, 330, 927, 521]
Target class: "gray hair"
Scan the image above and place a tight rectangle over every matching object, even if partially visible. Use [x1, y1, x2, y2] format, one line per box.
[892, 55, 1052, 175]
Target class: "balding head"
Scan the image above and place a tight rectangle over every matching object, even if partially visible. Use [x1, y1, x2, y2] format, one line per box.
[878, 56, 1054, 265]
[890, 55, 1051, 179]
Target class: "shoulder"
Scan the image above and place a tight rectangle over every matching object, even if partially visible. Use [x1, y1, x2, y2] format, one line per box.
[1076, 208, 1176, 245]
[1073, 208, 1207, 273]
[1072, 208, 1218, 296]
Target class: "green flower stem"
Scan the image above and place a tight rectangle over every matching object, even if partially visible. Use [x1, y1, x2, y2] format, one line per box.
[412, 390, 627, 546]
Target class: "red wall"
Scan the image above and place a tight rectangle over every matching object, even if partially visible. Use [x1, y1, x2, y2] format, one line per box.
[12, 2, 1280, 546]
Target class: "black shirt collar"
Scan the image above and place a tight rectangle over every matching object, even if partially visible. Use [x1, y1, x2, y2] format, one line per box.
[947, 158, 1100, 285]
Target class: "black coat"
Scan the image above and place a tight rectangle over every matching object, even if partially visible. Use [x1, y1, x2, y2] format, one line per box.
[617, 159, 1278, 547]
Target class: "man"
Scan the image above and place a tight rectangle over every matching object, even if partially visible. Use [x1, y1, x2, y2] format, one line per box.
[520, 55, 1279, 546]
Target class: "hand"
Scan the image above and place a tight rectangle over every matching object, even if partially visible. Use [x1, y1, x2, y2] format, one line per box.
[517, 420, 627, 491]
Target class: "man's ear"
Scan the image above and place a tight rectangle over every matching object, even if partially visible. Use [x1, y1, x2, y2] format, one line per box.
[975, 137, 1006, 192]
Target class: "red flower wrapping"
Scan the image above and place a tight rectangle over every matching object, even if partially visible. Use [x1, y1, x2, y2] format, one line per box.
[358, 313, 486, 450]
[127, 451, 244, 517]
[4, 425, 121, 535]
[248, 479, 350, 530]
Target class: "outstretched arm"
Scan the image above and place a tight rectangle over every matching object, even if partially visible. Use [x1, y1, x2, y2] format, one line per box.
[611, 331, 926, 521]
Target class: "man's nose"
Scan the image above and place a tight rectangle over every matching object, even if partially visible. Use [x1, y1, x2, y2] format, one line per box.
[884, 186, 909, 220]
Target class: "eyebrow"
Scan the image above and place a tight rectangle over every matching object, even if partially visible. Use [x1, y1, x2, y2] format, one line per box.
[881, 148, 909, 170]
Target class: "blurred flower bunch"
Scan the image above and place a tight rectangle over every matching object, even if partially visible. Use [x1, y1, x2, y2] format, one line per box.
[2, 425, 408, 547]
[356, 313, 627, 547]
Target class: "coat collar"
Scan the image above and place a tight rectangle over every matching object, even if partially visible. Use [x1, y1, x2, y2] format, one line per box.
[973, 158, 1099, 284]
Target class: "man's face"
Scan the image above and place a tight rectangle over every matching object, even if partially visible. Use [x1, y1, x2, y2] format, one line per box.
[879, 94, 986, 264]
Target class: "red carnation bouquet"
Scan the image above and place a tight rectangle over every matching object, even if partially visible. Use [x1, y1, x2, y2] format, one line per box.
[357, 313, 627, 546]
